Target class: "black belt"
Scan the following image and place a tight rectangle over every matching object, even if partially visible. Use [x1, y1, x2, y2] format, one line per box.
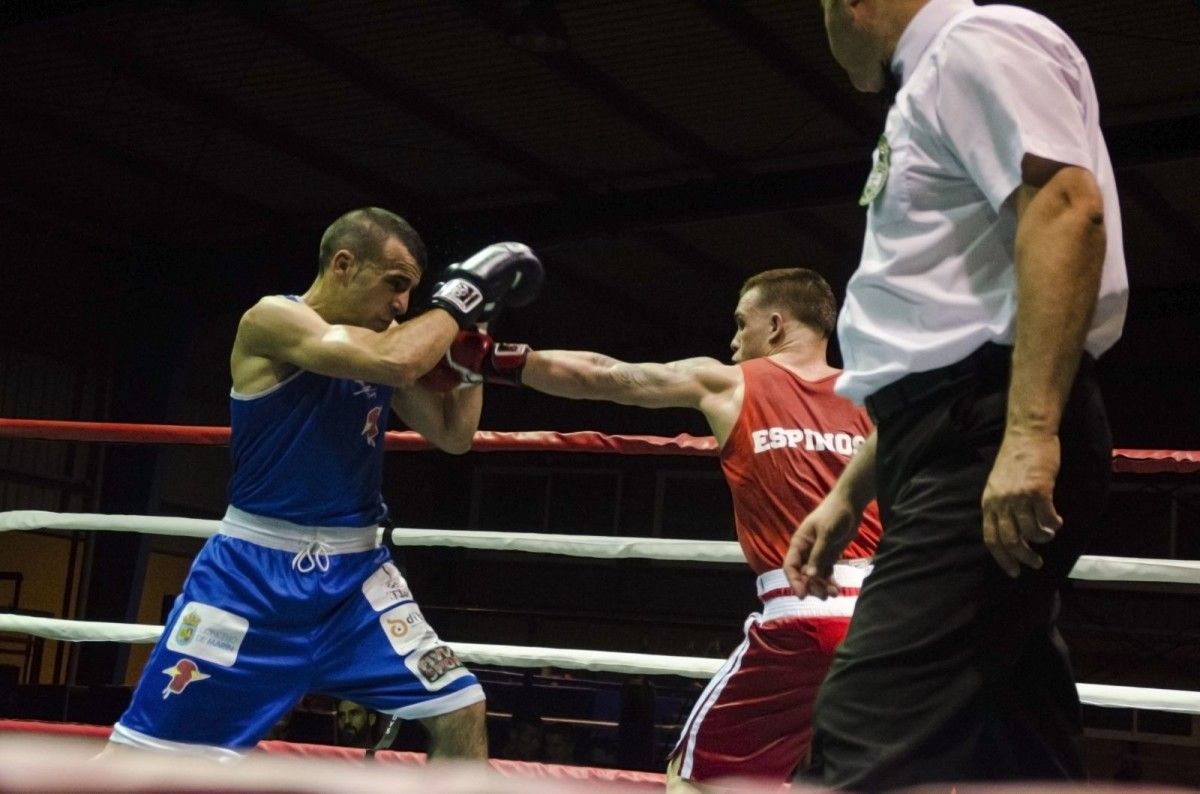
[864, 343, 1013, 424]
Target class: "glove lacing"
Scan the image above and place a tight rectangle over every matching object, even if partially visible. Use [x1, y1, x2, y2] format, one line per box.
[291, 540, 332, 573]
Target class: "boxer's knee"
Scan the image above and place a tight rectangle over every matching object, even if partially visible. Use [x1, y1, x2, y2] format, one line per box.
[421, 699, 487, 760]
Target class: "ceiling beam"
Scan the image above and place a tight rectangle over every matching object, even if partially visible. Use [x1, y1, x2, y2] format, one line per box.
[691, 0, 881, 141]
[1119, 169, 1200, 264]
[779, 209, 861, 267]
[635, 228, 746, 292]
[0, 171, 141, 246]
[1107, 113, 1200, 168]
[435, 112, 1200, 247]
[437, 157, 866, 245]
[456, 1, 738, 178]
[540, 254, 692, 325]
[228, 5, 588, 200]
[0, 1, 122, 40]
[62, 34, 438, 216]
[0, 94, 302, 234]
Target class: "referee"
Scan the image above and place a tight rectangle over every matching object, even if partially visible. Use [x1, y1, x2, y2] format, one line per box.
[785, 0, 1129, 788]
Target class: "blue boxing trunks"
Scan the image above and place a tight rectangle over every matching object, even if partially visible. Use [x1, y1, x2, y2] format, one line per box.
[112, 507, 483, 756]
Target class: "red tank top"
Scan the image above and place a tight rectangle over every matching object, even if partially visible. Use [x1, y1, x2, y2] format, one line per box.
[720, 358, 882, 574]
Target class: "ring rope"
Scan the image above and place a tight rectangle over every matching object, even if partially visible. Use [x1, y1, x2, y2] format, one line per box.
[4, 510, 1200, 584]
[3, 420, 1199, 726]
[0, 418, 717, 458]
[2, 418, 1199, 471]
[2, 613, 1198, 716]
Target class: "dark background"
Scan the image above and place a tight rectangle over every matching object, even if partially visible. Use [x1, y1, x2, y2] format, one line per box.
[1, 0, 1199, 781]
[0, 0, 1198, 449]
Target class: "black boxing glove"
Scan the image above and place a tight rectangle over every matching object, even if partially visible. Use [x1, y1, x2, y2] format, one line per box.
[429, 242, 542, 328]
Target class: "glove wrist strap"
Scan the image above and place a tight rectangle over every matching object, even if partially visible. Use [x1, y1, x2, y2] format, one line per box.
[486, 343, 530, 387]
[430, 278, 484, 328]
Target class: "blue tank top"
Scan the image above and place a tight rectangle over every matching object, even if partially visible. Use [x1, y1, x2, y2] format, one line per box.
[228, 361, 392, 529]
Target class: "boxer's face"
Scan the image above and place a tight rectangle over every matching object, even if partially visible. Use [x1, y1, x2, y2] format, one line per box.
[341, 235, 421, 331]
[730, 287, 776, 363]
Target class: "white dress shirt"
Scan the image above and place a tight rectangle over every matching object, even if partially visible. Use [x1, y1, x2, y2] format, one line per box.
[835, 0, 1129, 404]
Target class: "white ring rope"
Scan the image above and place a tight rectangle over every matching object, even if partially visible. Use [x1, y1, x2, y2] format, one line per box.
[0, 510, 217, 539]
[1, 614, 1197, 715]
[4, 510, 1200, 715]
[5, 510, 1200, 584]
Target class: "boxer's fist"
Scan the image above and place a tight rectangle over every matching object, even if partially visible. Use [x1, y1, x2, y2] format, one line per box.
[417, 330, 531, 391]
[417, 359, 466, 392]
[429, 243, 542, 328]
[481, 340, 531, 387]
[418, 329, 491, 393]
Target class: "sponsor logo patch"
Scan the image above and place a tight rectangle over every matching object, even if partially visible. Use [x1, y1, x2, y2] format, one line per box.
[362, 562, 413, 612]
[165, 602, 249, 668]
[362, 405, 382, 447]
[379, 602, 430, 656]
[416, 645, 465, 684]
[402, 641, 472, 692]
[174, 609, 201, 645]
[435, 279, 483, 314]
[161, 658, 209, 698]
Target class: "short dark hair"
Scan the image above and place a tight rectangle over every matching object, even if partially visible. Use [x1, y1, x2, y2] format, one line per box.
[739, 268, 837, 338]
[318, 207, 427, 274]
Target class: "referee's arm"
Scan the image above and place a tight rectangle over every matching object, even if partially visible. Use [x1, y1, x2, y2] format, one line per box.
[982, 156, 1107, 578]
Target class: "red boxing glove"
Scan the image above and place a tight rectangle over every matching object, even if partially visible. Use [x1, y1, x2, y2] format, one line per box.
[418, 329, 490, 393]
[417, 358, 469, 392]
[482, 340, 531, 387]
[418, 330, 530, 392]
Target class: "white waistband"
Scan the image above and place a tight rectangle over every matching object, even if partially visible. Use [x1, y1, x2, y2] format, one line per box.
[755, 561, 871, 599]
[753, 563, 872, 620]
[219, 506, 381, 554]
[761, 594, 858, 620]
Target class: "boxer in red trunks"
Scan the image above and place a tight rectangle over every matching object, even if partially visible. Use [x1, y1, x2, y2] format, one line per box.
[424, 267, 881, 789]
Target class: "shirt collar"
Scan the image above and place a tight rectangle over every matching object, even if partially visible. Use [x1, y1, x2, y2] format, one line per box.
[891, 0, 975, 85]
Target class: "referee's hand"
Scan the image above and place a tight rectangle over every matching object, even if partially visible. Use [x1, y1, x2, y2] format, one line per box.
[785, 495, 860, 599]
[982, 429, 1062, 577]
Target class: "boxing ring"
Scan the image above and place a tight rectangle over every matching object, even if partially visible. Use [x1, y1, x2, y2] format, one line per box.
[2, 418, 1200, 791]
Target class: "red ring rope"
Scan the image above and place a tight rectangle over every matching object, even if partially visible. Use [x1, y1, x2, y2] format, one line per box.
[0, 720, 666, 787]
[1, 418, 1197, 472]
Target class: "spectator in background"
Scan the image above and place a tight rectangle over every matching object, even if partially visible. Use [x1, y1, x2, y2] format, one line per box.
[336, 699, 379, 749]
[617, 675, 656, 772]
[580, 733, 618, 769]
[542, 723, 578, 765]
[499, 711, 544, 761]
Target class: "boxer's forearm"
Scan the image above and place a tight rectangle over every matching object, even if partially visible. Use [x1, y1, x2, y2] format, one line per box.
[523, 350, 710, 410]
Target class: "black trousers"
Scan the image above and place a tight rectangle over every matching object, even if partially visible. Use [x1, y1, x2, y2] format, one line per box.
[807, 345, 1111, 791]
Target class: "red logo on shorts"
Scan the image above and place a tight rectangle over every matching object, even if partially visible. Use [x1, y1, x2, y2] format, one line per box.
[362, 405, 382, 447]
[162, 658, 210, 698]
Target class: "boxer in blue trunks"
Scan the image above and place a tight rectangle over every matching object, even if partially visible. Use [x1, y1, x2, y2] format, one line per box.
[103, 208, 540, 759]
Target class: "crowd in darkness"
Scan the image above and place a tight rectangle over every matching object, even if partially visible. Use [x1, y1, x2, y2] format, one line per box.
[263, 672, 670, 770]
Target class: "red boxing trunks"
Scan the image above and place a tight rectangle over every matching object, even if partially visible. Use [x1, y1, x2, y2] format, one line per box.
[670, 563, 869, 784]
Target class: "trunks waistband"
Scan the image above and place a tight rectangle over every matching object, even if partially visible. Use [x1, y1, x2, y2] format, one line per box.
[755, 562, 871, 600]
[761, 594, 858, 621]
[754, 563, 872, 620]
[219, 506, 381, 554]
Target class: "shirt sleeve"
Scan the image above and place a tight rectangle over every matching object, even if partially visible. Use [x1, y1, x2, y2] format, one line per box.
[934, 17, 1092, 211]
